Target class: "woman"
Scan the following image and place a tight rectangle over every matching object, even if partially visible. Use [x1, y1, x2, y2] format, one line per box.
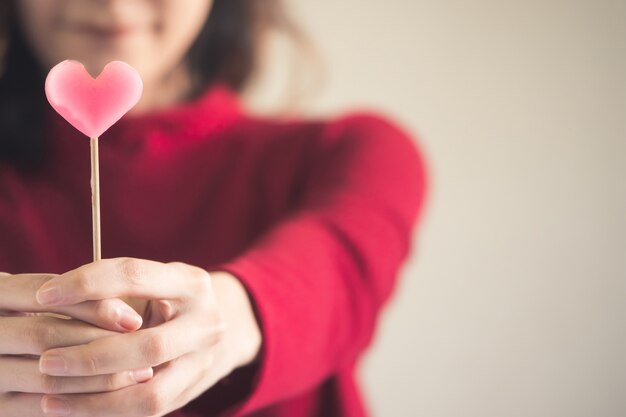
[0, 1, 427, 416]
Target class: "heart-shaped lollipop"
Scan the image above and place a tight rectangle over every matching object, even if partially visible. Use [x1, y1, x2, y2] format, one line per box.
[45, 60, 143, 138]
[45, 60, 143, 261]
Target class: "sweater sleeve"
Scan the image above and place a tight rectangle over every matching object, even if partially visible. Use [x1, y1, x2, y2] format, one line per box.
[209, 113, 427, 415]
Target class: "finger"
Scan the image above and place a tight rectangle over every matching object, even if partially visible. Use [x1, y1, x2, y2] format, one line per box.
[56, 299, 143, 332]
[0, 393, 45, 417]
[0, 273, 58, 311]
[0, 316, 119, 355]
[0, 356, 153, 394]
[0, 273, 142, 331]
[39, 315, 225, 376]
[35, 258, 210, 306]
[0, 300, 142, 332]
[42, 353, 206, 417]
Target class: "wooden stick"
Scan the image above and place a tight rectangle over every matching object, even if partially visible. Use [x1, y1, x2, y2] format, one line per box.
[90, 137, 101, 262]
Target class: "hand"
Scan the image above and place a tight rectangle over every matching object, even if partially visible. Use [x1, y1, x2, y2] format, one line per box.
[34, 258, 262, 417]
[0, 272, 151, 416]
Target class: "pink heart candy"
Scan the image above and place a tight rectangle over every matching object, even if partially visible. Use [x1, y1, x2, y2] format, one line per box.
[45, 60, 143, 138]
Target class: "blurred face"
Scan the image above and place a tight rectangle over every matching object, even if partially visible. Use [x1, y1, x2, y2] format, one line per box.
[17, 0, 214, 110]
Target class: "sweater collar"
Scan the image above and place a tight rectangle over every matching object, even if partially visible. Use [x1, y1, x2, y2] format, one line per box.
[45, 83, 243, 144]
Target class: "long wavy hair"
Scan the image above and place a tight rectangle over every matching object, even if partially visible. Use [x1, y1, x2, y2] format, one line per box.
[0, 0, 296, 171]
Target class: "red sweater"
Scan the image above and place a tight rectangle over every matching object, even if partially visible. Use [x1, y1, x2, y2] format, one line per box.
[0, 85, 427, 416]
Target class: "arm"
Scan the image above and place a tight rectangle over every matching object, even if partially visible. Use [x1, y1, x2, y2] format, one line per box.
[18, 114, 426, 417]
[207, 114, 428, 415]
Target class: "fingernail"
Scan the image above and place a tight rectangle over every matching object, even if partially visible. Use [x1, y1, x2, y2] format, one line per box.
[118, 308, 143, 331]
[37, 286, 62, 305]
[42, 396, 71, 416]
[40, 355, 67, 375]
[131, 367, 153, 382]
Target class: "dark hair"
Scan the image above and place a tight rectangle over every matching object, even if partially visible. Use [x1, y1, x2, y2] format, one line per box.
[0, 0, 294, 171]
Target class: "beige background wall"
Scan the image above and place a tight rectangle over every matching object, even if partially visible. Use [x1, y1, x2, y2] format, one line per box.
[247, 1, 625, 416]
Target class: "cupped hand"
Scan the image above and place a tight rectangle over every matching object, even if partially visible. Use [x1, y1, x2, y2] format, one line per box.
[0, 271, 152, 416]
[33, 258, 262, 417]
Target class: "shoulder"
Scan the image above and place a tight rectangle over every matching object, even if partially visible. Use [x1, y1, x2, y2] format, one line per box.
[243, 109, 428, 220]
[243, 110, 428, 187]
[324, 111, 413, 139]
[250, 110, 425, 160]
[320, 111, 423, 157]
[317, 111, 428, 184]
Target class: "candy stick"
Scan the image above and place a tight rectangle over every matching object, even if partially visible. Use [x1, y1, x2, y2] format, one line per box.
[90, 136, 101, 261]
[45, 60, 142, 262]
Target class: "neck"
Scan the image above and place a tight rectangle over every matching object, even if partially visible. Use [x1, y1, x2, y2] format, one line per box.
[130, 63, 193, 115]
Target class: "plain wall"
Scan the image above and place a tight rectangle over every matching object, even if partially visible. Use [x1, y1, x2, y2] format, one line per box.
[245, 1, 625, 416]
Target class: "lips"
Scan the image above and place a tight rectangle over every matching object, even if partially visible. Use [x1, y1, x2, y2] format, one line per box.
[71, 23, 136, 38]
